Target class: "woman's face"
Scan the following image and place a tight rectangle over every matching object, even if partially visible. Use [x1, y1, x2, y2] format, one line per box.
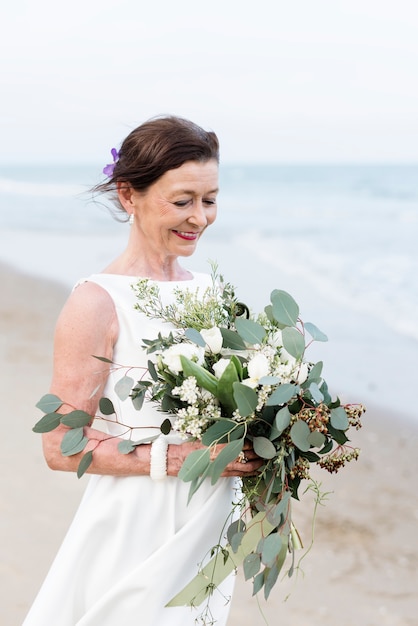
[122, 159, 219, 259]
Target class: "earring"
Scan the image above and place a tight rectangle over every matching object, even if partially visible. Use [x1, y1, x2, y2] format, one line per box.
[128, 213, 134, 226]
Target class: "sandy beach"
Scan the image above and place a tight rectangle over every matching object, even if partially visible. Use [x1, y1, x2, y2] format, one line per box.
[2, 263, 418, 626]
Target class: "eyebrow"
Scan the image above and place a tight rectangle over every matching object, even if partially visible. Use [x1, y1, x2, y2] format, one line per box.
[174, 188, 219, 195]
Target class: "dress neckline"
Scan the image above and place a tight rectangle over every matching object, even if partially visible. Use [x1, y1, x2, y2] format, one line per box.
[90, 271, 198, 284]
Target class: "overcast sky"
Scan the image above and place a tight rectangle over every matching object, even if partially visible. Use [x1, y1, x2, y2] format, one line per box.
[1, 0, 418, 164]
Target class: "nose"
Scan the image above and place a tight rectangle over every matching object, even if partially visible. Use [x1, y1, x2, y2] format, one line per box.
[188, 200, 208, 228]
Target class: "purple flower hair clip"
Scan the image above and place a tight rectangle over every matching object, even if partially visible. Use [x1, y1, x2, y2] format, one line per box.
[103, 148, 119, 177]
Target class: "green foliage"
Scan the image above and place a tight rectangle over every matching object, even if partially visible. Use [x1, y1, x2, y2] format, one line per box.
[33, 412, 62, 433]
[234, 317, 266, 344]
[270, 289, 299, 326]
[60, 410, 91, 428]
[304, 322, 328, 342]
[233, 382, 258, 418]
[99, 397, 115, 415]
[115, 375, 135, 401]
[266, 383, 300, 406]
[282, 326, 305, 360]
[60, 427, 88, 456]
[77, 451, 93, 478]
[35, 394, 62, 413]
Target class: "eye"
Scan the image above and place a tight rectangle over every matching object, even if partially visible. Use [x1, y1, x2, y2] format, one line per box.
[203, 198, 217, 206]
[173, 200, 190, 207]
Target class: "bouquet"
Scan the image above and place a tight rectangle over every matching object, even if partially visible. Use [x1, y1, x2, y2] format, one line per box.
[34, 263, 364, 619]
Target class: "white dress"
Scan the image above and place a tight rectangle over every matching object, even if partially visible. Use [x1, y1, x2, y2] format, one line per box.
[24, 272, 236, 626]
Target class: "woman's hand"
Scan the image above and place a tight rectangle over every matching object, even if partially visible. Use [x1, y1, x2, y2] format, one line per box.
[167, 439, 263, 477]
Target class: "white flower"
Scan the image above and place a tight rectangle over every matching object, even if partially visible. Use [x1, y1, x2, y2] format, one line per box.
[268, 330, 284, 348]
[161, 343, 204, 375]
[242, 353, 271, 388]
[212, 358, 231, 379]
[296, 362, 309, 384]
[247, 353, 270, 380]
[200, 327, 223, 354]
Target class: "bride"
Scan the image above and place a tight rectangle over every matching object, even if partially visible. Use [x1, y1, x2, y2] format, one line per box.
[24, 115, 262, 626]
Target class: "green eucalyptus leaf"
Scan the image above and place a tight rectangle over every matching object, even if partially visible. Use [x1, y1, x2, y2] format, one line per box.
[33, 412, 62, 433]
[92, 355, 114, 364]
[327, 423, 349, 445]
[253, 571, 265, 596]
[253, 436, 276, 460]
[131, 388, 146, 411]
[282, 327, 305, 360]
[273, 406, 292, 435]
[307, 430, 326, 448]
[227, 519, 246, 544]
[243, 553, 261, 580]
[309, 382, 324, 404]
[234, 318, 266, 345]
[266, 384, 300, 406]
[60, 410, 92, 428]
[147, 359, 159, 382]
[185, 327, 206, 347]
[270, 290, 299, 327]
[330, 407, 350, 430]
[160, 418, 172, 435]
[180, 356, 218, 396]
[230, 531, 245, 553]
[233, 382, 258, 418]
[264, 563, 280, 600]
[307, 361, 323, 383]
[201, 419, 242, 446]
[178, 447, 211, 482]
[61, 428, 88, 456]
[304, 322, 328, 342]
[77, 451, 93, 478]
[258, 375, 280, 386]
[261, 533, 283, 567]
[115, 375, 134, 401]
[290, 420, 311, 452]
[266, 491, 291, 527]
[211, 439, 244, 484]
[118, 440, 136, 454]
[35, 394, 63, 413]
[220, 328, 246, 350]
[99, 397, 115, 415]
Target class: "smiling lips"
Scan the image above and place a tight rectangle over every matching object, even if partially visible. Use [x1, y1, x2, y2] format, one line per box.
[173, 230, 200, 240]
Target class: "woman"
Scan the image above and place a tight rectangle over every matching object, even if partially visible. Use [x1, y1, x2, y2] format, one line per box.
[24, 116, 261, 626]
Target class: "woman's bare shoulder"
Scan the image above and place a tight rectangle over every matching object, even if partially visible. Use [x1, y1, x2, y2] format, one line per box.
[55, 280, 118, 345]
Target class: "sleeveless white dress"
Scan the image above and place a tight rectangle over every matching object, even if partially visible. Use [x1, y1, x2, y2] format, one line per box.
[24, 272, 236, 626]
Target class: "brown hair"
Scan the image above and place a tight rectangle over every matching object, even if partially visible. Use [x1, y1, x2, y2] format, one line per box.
[93, 115, 219, 216]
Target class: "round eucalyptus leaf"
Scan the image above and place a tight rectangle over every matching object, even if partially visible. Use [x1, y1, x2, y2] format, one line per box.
[270, 290, 299, 326]
[118, 440, 136, 454]
[307, 430, 326, 448]
[253, 436, 277, 460]
[304, 322, 328, 342]
[290, 420, 311, 451]
[115, 375, 134, 401]
[330, 407, 350, 430]
[261, 533, 282, 567]
[99, 397, 115, 415]
[282, 326, 305, 360]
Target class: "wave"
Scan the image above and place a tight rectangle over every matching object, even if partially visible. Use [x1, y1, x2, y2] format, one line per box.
[0, 177, 84, 198]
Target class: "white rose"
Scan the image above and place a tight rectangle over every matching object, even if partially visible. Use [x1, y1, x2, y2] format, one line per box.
[212, 358, 231, 379]
[296, 362, 309, 384]
[200, 327, 223, 354]
[247, 353, 270, 381]
[162, 343, 204, 375]
[280, 347, 296, 365]
[268, 330, 284, 349]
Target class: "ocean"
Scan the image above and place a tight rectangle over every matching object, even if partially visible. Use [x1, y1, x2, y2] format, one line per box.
[0, 163, 417, 419]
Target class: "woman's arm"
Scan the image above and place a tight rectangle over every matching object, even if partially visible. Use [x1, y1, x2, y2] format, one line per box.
[42, 281, 261, 478]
